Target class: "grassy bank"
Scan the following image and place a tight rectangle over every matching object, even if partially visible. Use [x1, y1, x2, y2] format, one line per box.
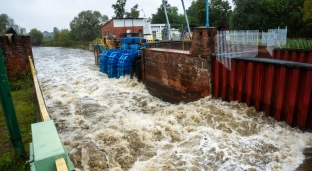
[0, 74, 35, 171]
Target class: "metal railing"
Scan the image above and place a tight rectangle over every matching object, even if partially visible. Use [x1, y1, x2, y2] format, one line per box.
[216, 28, 288, 70]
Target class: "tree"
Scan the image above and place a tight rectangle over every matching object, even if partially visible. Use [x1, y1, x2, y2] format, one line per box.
[0, 14, 20, 35]
[29, 28, 43, 46]
[53, 27, 60, 41]
[112, 0, 127, 18]
[125, 4, 140, 18]
[230, 0, 268, 30]
[209, 0, 232, 27]
[187, 0, 232, 27]
[151, 1, 185, 27]
[303, 0, 312, 21]
[58, 29, 70, 47]
[70, 10, 109, 41]
[230, 0, 308, 37]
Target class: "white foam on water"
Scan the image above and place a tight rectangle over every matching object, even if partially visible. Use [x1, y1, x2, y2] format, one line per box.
[32, 47, 312, 171]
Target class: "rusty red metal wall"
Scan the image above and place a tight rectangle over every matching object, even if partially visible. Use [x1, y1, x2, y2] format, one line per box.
[273, 49, 312, 64]
[212, 57, 312, 130]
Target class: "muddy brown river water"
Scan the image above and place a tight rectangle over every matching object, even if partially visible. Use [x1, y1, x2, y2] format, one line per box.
[33, 47, 312, 171]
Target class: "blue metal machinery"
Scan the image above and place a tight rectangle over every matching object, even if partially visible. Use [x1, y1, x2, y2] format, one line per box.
[99, 36, 144, 78]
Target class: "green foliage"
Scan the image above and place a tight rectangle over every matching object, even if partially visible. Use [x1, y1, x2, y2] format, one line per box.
[230, 0, 268, 30]
[112, 0, 127, 18]
[41, 40, 90, 50]
[70, 10, 109, 41]
[230, 0, 311, 38]
[9, 72, 33, 91]
[58, 29, 70, 47]
[125, 4, 140, 18]
[187, 0, 232, 27]
[29, 28, 43, 46]
[53, 27, 60, 42]
[43, 36, 53, 42]
[0, 14, 25, 35]
[151, 1, 185, 26]
[303, 0, 312, 21]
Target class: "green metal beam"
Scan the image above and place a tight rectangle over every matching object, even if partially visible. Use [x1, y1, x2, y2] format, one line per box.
[0, 48, 25, 155]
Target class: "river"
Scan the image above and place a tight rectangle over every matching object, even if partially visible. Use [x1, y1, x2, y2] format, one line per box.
[32, 47, 312, 171]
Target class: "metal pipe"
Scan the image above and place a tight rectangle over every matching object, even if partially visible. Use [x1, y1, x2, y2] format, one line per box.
[0, 48, 25, 155]
[162, 0, 171, 40]
[181, 0, 192, 38]
[206, 0, 209, 27]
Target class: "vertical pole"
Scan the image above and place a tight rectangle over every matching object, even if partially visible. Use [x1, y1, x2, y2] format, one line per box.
[0, 49, 25, 155]
[181, 0, 192, 38]
[206, 0, 209, 27]
[162, 0, 171, 40]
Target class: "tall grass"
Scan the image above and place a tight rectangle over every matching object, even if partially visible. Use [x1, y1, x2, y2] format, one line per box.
[283, 39, 312, 51]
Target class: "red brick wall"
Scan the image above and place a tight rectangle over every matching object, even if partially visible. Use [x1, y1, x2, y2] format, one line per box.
[142, 48, 211, 103]
[0, 35, 33, 80]
[190, 27, 217, 57]
[101, 20, 144, 40]
[141, 27, 217, 103]
[101, 20, 114, 40]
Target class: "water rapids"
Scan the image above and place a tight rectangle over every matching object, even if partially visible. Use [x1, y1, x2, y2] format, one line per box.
[32, 47, 312, 171]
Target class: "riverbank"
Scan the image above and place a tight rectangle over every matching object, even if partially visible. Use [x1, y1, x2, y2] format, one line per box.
[41, 40, 90, 50]
[0, 74, 35, 171]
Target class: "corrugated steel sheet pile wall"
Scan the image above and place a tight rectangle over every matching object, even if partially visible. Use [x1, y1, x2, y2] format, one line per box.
[212, 57, 312, 130]
[273, 49, 312, 64]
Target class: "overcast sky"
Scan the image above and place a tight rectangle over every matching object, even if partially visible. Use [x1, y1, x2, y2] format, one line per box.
[0, 0, 233, 33]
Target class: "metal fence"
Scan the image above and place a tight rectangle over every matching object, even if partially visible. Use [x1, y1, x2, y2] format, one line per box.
[216, 28, 287, 70]
[216, 30, 259, 70]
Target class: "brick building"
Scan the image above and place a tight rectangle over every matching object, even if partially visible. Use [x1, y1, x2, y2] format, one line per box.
[101, 18, 151, 40]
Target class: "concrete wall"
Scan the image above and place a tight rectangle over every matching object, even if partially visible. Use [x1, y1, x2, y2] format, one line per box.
[0, 35, 33, 80]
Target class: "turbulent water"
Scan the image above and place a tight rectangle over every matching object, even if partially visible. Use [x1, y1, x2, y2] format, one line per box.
[32, 47, 312, 171]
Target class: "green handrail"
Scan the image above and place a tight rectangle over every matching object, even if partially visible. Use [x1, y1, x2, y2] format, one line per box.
[0, 48, 25, 155]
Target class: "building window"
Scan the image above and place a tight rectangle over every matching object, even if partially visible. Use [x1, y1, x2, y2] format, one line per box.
[138, 29, 142, 37]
